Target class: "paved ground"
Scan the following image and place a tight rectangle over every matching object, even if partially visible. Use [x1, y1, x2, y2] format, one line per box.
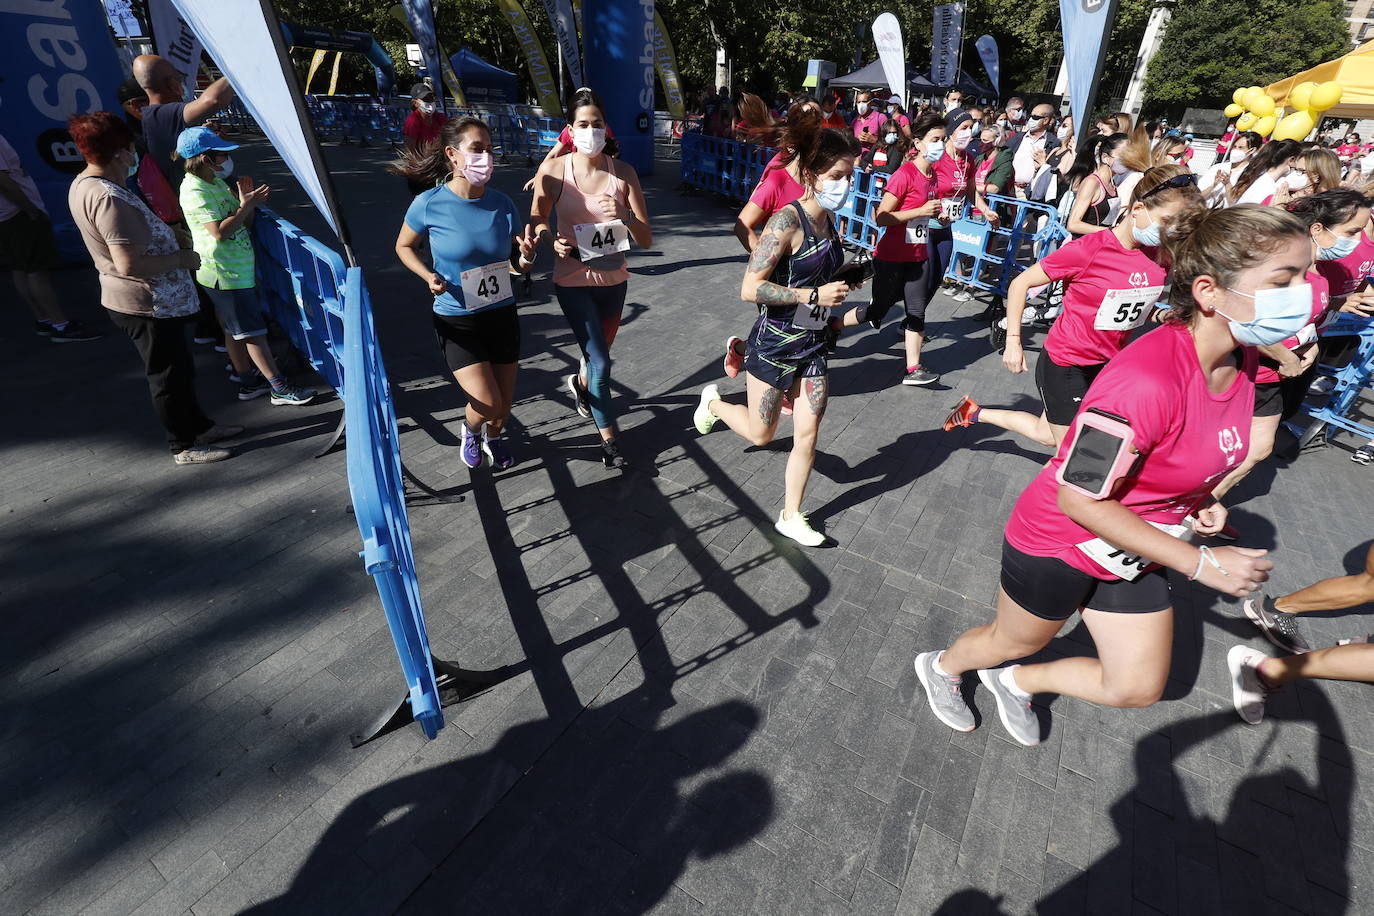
[4, 136, 1374, 916]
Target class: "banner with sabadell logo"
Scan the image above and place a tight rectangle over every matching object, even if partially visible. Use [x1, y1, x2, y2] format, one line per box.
[584, 0, 654, 174]
[0, 0, 127, 260]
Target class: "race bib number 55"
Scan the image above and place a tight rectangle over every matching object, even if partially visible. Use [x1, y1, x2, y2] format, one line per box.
[1095, 285, 1165, 331]
[573, 220, 630, 261]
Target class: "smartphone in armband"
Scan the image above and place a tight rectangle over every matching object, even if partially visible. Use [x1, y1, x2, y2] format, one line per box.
[1056, 408, 1141, 499]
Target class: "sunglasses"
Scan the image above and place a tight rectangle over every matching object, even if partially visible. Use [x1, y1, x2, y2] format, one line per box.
[1139, 173, 1198, 201]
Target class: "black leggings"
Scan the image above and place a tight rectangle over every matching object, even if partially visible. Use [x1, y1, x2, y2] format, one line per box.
[865, 257, 932, 332]
[107, 310, 215, 452]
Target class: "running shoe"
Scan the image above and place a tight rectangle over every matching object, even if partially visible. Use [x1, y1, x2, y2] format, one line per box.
[601, 438, 629, 469]
[48, 320, 103, 343]
[1353, 444, 1374, 465]
[460, 422, 483, 469]
[723, 336, 745, 379]
[977, 666, 1041, 746]
[481, 432, 516, 469]
[1308, 376, 1335, 396]
[173, 444, 231, 465]
[774, 510, 826, 547]
[694, 384, 720, 435]
[34, 321, 54, 337]
[1243, 595, 1311, 654]
[269, 383, 317, 406]
[566, 374, 591, 419]
[781, 391, 794, 416]
[195, 424, 245, 445]
[952, 288, 973, 303]
[902, 366, 940, 386]
[1226, 645, 1272, 725]
[238, 375, 270, 400]
[943, 395, 981, 431]
[914, 651, 975, 732]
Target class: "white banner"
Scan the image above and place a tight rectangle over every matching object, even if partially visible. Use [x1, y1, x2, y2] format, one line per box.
[872, 12, 906, 110]
[170, 0, 344, 239]
[539, 0, 584, 90]
[148, 0, 202, 100]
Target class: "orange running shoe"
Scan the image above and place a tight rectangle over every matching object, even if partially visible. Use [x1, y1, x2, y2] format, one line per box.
[723, 336, 745, 379]
[943, 395, 981, 431]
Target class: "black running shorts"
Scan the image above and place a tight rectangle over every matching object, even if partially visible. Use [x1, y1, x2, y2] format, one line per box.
[434, 307, 520, 371]
[1000, 539, 1172, 621]
[1035, 354, 1105, 426]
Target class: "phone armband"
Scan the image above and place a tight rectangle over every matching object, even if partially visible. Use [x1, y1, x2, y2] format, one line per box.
[1056, 408, 1139, 500]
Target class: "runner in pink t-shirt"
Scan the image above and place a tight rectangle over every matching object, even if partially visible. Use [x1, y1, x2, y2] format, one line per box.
[914, 205, 1308, 747]
[943, 164, 1203, 449]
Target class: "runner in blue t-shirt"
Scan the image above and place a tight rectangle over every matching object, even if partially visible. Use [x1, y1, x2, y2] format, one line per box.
[395, 116, 538, 470]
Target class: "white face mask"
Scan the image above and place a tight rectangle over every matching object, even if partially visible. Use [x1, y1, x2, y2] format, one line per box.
[214, 156, 234, 178]
[1286, 170, 1310, 191]
[924, 141, 945, 163]
[857, 101, 869, 115]
[572, 126, 607, 156]
[417, 101, 435, 114]
[884, 132, 898, 145]
[813, 176, 853, 212]
[1231, 147, 1251, 163]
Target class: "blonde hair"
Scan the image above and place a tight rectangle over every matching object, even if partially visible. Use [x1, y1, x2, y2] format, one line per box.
[1151, 136, 1187, 165]
[1117, 123, 1155, 173]
[1165, 204, 1308, 323]
[1297, 148, 1342, 196]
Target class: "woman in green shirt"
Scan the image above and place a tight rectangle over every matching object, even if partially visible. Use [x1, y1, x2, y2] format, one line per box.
[176, 127, 314, 405]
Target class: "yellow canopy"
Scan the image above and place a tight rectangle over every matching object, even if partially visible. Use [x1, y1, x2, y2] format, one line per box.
[1266, 39, 1374, 119]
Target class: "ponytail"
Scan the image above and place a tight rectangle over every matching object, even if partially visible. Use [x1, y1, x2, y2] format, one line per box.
[389, 116, 490, 186]
[1164, 204, 1308, 323]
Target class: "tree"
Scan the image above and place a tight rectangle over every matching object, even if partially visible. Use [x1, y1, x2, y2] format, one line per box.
[1141, 0, 1348, 116]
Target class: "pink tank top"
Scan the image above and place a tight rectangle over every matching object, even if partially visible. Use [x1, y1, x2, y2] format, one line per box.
[554, 154, 631, 288]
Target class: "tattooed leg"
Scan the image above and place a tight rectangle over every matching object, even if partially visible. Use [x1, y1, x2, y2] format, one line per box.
[708, 372, 782, 447]
[784, 374, 826, 517]
[758, 385, 784, 425]
[803, 375, 828, 419]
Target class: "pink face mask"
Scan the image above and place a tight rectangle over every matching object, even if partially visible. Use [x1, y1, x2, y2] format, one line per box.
[461, 151, 494, 186]
[951, 129, 973, 150]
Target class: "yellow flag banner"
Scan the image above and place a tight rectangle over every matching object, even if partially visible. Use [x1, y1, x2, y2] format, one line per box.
[495, 0, 562, 113]
[652, 12, 685, 119]
[305, 48, 327, 95]
[327, 51, 343, 96]
[387, 4, 468, 107]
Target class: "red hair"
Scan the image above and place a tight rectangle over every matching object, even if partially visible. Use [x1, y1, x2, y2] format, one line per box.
[67, 111, 134, 166]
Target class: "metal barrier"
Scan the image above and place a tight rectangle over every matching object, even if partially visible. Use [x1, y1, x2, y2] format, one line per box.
[1294, 314, 1374, 447]
[944, 196, 1068, 297]
[679, 132, 776, 202]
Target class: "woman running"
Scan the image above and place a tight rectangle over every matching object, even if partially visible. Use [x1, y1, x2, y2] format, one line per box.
[531, 88, 652, 469]
[1210, 190, 1367, 501]
[848, 111, 945, 386]
[944, 165, 1203, 447]
[691, 126, 860, 547]
[916, 204, 1313, 746]
[395, 116, 538, 470]
[1062, 133, 1126, 238]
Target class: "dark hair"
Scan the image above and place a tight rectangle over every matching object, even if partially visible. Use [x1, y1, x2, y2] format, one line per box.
[564, 87, 621, 157]
[389, 116, 490, 185]
[1231, 130, 1263, 153]
[1287, 188, 1372, 231]
[1229, 139, 1301, 204]
[909, 111, 945, 142]
[1165, 204, 1309, 323]
[67, 111, 133, 166]
[772, 101, 824, 164]
[782, 121, 859, 188]
[1066, 132, 1126, 187]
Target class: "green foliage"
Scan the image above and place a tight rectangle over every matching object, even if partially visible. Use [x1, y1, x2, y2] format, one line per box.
[1142, 0, 1349, 115]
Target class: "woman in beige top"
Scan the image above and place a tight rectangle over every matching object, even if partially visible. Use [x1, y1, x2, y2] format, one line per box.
[66, 111, 240, 465]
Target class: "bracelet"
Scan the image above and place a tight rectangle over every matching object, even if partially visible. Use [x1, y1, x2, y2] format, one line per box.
[1189, 546, 1229, 581]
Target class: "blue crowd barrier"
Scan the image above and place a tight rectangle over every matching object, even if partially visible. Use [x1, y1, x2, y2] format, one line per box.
[679, 132, 775, 201]
[945, 196, 1068, 298]
[341, 266, 444, 739]
[1295, 314, 1374, 445]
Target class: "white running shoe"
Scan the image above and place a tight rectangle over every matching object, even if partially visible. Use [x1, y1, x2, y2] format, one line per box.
[774, 510, 826, 547]
[1227, 645, 1272, 725]
[694, 384, 720, 435]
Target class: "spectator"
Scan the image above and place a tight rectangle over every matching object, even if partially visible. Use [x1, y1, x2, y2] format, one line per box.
[943, 88, 966, 120]
[66, 112, 239, 464]
[886, 95, 912, 136]
[852, 91, 884, 151]
[0, 133, 102, 342]
[175, 127, 315, 406]
[132, 54, 236, 190]
[1004, 96, 1028, 129]
[858, 119, 909, 174]
[1005, 101, 1060, 197]
[820, 93, 847, 130]
[402, 82, 449, 196]
[117, 78, 148, 148]
[1273, 148, 1343, 205]
[977, 124, 1014, 197]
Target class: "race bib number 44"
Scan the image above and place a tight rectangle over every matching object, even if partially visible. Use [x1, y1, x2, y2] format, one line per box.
[573, 220, 630, 261]
[1095, 285, 1165, 331]
[459, 261, 511, 311]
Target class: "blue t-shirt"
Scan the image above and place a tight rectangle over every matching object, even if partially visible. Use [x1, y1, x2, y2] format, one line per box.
[404, 185, 519, 316]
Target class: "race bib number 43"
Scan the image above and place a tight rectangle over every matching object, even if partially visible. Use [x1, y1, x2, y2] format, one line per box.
[1095, 285, 1165, 331]
[459, 261, 511, 310]
[573, 220, 630, 261]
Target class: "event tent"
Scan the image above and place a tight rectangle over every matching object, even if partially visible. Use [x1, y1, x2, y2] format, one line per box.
[1265, 39, 1374, 119]
[449, 47, 517, 105]
[828, 61, 996, 100]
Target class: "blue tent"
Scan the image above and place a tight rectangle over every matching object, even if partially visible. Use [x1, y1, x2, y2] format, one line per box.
[450, 47, 517, 105]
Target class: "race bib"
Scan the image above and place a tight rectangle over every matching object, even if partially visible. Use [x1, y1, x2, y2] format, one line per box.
[906, 218, 929, 245]
[1295, 322, 1318, 345]
[1075, 521, 1190, 581]
[573, 220, 630, 262]
[939, 198, 963, 222]
[791, 301, 832, 330]
[459, 261, 511, 311]
[1094, 285, 1165, 331]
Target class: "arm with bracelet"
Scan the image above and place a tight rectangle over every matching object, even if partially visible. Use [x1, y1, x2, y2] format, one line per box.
[740, 206, 849, 310]
[1001, 263, 1053, 373]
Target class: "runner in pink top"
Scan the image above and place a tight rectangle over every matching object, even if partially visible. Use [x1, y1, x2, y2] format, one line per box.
[530, 88, 652, 469]
[943, 164, 1203, 449]
[925, 113, 1000, 315]
[915, 205, 1307, 747]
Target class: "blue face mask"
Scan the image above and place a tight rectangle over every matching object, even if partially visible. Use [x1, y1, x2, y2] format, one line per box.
[1131, 208, 1161, 247]
[1317, 232, 1360, 261]
[1218, 283, 1314, 346]
[814, 177, 852, 212]
[923, 143, 945, 163]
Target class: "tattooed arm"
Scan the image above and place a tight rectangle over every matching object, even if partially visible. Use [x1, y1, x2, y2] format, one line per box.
[741, 206, 802, 304]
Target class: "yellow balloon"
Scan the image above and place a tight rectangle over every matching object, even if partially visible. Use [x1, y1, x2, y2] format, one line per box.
[1236, 112, 1257, 130]
[1290, 81, 1318, 111]
[1224, 103, 1244, 118]
[1253, 115, 1277, 137]
[1241, 88, 1266, 110]
[1272, 109, 1316, 142]
[1309, 81, 1344, 112]
[1233, 87, 1246, 105]
[1250, 95, 1276, 117]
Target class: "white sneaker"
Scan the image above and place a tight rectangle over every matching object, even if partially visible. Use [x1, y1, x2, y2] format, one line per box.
[1309, 376, 1336, 396]
[774, 510, 826, 547]
[694, 384, 720, 435]
[173, 444, 231, 465]
[1226, 645, 1271, 725]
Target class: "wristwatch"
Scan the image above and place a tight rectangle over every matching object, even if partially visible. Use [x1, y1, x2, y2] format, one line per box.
[808, 287, 819, 305]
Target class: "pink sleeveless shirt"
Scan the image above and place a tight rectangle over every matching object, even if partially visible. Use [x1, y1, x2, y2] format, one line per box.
[553, 154, 631, 288]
